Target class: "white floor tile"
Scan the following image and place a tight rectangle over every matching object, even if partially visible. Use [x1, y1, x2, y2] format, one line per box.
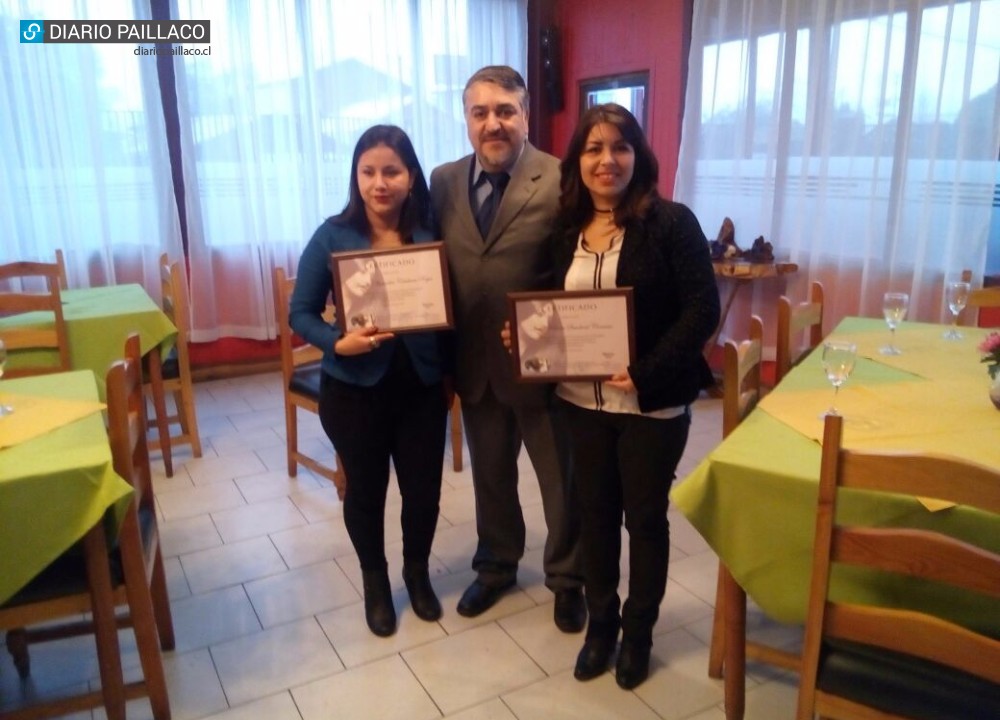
[403, 623, 545, 715]
[211, 618, 343, 706]
[269, 518, 355, 569]
[181, 535, 287, 594]
[502, 671, 662, 720]
[197, 692, 302, 720]
[157, 480, 246, 521]
[245, 560, 359, 627]
[293, 655, 440, 720]
[441, 698, 518, 720]
[169, 585, 262, 652]
[211, 496, 308, 543]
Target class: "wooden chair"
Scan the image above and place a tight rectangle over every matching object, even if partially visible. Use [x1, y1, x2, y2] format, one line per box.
[795, 413, 1000, 720]
[775, 281, 824, 384]
[956, 268, 1000, 327]
[0, 261, 71, 378]
[274, 267, 348, 499]
[1, 335, 175, 720]
[708, 316, 796, 720]
[147, 254, 202, 473]
[0, 515, 126, 719]
[966, 288, 1000, 328]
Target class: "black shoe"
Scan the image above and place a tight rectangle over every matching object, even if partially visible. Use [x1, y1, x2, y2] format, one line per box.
[615, 639, 651, 689]
[554, 588, 587, 633]
[362, 568, 397, 637]
[403, 562, 442, 622]
[456, 578, 515, 617]
[573, 618, 620, 681]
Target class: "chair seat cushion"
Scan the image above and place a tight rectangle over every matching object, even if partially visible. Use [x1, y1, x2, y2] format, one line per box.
[289, 361, 322, 400]
[160, 347, 179, 380]
[141, 347, 180, 381]
[818, 638, 1000, 720]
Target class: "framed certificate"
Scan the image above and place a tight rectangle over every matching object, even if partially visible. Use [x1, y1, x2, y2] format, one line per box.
[330, 242, 454, 333]
[507, 289, 636, 382]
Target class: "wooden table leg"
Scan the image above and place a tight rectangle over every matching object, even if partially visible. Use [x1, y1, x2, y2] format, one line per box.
[722, 566, 747, 720]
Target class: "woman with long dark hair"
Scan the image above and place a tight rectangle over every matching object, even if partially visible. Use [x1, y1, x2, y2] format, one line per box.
[290, 125, 448, 637]
[553, 104, 719, 688]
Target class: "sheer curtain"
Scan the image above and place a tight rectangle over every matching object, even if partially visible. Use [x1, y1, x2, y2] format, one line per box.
[172, 0, 527, 342]
[0, 0, 183, 291]
[674, 0, 1000, 333]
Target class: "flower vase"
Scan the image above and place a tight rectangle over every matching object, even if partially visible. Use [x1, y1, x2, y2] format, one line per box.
[991, 375, 1000, 411]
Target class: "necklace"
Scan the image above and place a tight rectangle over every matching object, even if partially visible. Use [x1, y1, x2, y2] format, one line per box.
[593, 207, 614, 214]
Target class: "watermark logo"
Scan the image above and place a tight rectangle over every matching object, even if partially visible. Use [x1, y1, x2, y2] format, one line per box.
[18, 20, 210, 43]
[20, 20, 43, 43]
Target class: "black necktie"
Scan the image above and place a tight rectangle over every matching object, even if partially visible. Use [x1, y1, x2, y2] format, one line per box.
[476, 171, 509, 238]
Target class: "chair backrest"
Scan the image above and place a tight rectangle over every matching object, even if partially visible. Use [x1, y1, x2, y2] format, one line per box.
[967, 286, 1000, 327]
[958, 268, 1000, 327]
[776, 280, 824, 384]
[274, 267, 333, 384]
[0, 261, 71, 377]
[158, 253, 197, 390]
[55, 249, 68, 290]
[159, 253, 192, 356]
[108, 334, 154, 511]
[796, 413, 1000, 719]
[722, 315, 763, 438]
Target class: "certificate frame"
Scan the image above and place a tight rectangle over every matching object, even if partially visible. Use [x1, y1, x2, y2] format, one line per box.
[330, 242, 454, 334]
[507, 288, 636, 382]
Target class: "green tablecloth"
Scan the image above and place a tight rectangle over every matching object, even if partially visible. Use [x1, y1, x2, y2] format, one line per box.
[1, 284, 176, 399]
[0, 371, 133, 604]
[672, 317, 1000, 635]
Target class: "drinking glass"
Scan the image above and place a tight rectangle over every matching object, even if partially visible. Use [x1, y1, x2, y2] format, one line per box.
[0, 339, 13, 416]
[942, 281, 970, 340]
[880, 292, 909, 355]
[821, 341, 857, 417]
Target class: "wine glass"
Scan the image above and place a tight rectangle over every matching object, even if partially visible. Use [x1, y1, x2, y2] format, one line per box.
[0, 339, 13, 416]
[942, 281, 970, 340]
[821, 341, 857, 417]
[880, 292, 909, 355]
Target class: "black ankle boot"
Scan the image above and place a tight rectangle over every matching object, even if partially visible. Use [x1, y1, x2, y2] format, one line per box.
[574, 619, 620, 681]
[402, 562, 442, 621]
[361, 568, 396, 637]
[615, 637, 651, 689]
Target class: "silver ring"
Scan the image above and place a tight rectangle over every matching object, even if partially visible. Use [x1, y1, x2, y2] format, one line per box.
[369, 337, 378, 349]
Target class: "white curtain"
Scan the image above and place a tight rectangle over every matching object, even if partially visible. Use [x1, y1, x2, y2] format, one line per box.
[172, 0, 527, 342]
[675, 0, 1000, 334]
[0, 0, 184, 292]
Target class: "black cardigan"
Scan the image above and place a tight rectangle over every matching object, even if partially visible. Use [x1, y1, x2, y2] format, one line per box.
[552, 199, 720, 413]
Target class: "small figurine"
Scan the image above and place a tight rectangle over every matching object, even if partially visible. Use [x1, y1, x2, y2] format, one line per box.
[743, 236, 775, 263]
[710, 217, 738, 261]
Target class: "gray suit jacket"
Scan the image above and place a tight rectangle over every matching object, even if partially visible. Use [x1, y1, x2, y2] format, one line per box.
[431, 142, 560, 406]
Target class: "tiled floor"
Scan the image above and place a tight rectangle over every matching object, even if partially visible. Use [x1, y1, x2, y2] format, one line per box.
[1, 372, 804, 720]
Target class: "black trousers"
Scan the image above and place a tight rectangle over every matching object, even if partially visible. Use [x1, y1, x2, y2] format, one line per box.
[319, 346, 447, 571]
[559, 398, 690, 642]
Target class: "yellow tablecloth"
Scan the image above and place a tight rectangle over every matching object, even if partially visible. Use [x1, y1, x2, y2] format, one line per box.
[0, 284, 176, 399]
[672, 317, 1000, 634]
[0, 392, 106, 450]
[0, 371, 133, 604]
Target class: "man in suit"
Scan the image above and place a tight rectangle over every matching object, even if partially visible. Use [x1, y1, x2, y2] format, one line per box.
[430, 66, 585, 632]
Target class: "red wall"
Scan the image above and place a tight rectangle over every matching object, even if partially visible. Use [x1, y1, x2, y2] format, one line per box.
[547, 0, 690, 198]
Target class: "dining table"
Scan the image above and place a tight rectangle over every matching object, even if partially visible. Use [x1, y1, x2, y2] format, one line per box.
[672, 316, 1000, 715]
[0, 284, 176, 399]
[0, 370, 133, 605]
